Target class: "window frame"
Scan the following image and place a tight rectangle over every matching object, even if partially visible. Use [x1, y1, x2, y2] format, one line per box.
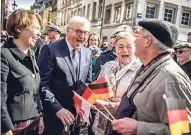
[124, 2, 133, 20]
[164, 7, 175, 23]
[98, 0, 103, 19]
[86, 4, 90, 19]
[114, 5, 121, 23]
[145, 3, 157, 19]
[82, 6, 86, 17]
[104, 6, 112, 24]
[92, 2, 97, 21]
[181, 10, 191, 26]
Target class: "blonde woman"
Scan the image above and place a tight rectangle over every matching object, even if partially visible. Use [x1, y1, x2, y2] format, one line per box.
[1, 9, 43, 135]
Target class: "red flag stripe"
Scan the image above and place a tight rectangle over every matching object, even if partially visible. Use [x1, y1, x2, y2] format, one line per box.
[167, 109, 188, 124]
[92, 76, 109, 84]
[91, 86, 113, 94]
[82, 88, 95, 101]
[73, 94, 82, 117]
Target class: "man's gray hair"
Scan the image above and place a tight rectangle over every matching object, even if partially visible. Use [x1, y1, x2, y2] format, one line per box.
[67, 16, 91, 28]
[142, 29, 174, 52]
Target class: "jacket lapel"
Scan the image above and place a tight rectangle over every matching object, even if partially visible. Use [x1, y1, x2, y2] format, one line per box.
[59, 39, 76, 82]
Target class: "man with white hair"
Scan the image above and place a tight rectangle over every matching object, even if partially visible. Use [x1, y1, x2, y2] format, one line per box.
[38, 16, 92, 135]
[110, 20, 191, 135]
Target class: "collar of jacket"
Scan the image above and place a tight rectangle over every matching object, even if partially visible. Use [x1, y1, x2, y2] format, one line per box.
[5, 38, 34, 60]
[182, 61, 191, 72]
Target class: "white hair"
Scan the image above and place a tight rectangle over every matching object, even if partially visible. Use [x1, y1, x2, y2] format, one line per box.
[67, 16, 91, 29]
[115, 31, 136, 53]
[142, 29, 174, 52]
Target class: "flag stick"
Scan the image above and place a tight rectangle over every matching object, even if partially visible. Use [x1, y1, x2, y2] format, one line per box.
[98, 101, 116, 120]
[87, 77, 115, 120]
[90, 91, 115, 120]
[73, 91, 113, 122]
[89, 101, 113, 122]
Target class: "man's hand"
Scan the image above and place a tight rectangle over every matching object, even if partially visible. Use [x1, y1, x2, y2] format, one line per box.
[56, 108, 75, 125]
[2, 130, 13, 135]
[39, 116, 44, 134]
[112, 117, 138, 135]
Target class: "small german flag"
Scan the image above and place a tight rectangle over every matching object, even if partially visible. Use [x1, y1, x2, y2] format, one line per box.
[165, 98, 190, 135]
[88, 76, 113, 100]
[76, 81, 97, 105]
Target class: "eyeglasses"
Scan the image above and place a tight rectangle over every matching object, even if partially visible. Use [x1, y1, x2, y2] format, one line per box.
[175, 50, 190, 54]
[31, 25, 41, 31]
[69, 27, 90, 36]
[89, 39, 98, 42]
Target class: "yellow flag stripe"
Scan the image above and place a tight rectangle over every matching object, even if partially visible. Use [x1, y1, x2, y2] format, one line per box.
[87, 94, 97, 104]
[169, 120, 190, 135]
[96, 91, 114, 100]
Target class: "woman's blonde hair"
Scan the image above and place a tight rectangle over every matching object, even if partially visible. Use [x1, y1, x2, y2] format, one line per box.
[6, 9, 42, 39]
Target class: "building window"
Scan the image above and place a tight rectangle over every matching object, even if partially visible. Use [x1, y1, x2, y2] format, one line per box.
[82, 6, 86, 16]
[114, 6, 121, 22]
[181, 11, 190, 26]
[164, 7, 174, 23]
[98, 0, 103, 18]
[92, 2, 97, 20]
[78, 8, 81, 16]
[104, 8, 111, 23]
[146, 3, 157, 18]
[61, 11, 64, 26]
[124, 3, 133, 19]
[102, 36, 108, 43]
[87, 4, 90, 19]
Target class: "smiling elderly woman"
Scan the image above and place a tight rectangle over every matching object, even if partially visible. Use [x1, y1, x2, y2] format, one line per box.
[1, 9, 43, 135]
[92, 31, 141, 135]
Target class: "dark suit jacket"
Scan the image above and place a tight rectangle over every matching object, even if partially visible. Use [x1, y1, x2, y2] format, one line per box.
[95, 49, 116, 78]
[1, 39, 41, 133]
[38, 38, 92, 115]
[32, 38, 47, 59]
[182, 61, 191, 80]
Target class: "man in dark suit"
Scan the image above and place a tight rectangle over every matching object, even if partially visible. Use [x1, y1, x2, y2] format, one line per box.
[38, 16, 92, 135]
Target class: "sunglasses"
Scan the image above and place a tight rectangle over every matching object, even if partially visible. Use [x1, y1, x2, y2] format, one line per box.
[175, 50, 190, 54]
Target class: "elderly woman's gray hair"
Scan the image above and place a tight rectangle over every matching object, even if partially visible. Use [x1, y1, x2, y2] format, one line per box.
[115, 31, 136, 52]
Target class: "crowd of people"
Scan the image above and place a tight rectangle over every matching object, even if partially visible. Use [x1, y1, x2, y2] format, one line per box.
[1, 8, 191, 135]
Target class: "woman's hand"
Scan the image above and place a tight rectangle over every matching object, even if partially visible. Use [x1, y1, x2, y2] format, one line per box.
[109, 97, 121, 102]
[94, 100, 109, 111]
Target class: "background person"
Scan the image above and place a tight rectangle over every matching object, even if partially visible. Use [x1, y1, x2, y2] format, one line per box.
[87, 32, 101, 81]
[188, 32, 191, 42]
[47, 23, 62, 43]
[174, 41, 191, 80]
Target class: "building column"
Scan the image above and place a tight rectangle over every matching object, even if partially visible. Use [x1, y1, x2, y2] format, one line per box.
[158, 1, 164, 20]
[175, 5, 182, 28]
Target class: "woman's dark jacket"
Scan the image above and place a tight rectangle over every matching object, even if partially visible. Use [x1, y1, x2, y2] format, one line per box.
[1, 38, 42, 133]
